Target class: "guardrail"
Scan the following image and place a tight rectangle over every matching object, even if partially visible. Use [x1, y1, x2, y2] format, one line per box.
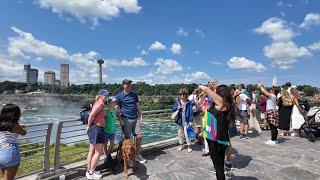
[15, 109, 173, 179]
[17, 122, 53, 179]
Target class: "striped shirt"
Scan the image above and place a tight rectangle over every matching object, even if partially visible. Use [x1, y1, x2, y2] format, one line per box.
[0, 131, 19, 144]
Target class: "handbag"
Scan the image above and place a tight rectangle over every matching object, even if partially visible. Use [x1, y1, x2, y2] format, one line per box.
[171, 99, 181, 120]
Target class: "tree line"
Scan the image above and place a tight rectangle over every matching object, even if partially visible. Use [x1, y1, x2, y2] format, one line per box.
[0, 81, 319, 97]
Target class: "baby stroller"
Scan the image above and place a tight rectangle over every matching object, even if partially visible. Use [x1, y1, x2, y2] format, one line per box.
[299, 106, 320, 142]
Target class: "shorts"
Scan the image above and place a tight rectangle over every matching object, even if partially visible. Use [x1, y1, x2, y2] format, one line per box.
[88, 124, 105, 144]
[122, 118, 142, 139]
[0, 143, 20, 169]
[239, 110, 249, 124]
[105, 133, 115, 141]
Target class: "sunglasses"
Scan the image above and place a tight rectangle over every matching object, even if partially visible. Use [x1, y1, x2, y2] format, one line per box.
[179, 93, 188, 96]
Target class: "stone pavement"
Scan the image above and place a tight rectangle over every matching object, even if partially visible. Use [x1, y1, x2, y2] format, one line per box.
[61, 131, 320, 180]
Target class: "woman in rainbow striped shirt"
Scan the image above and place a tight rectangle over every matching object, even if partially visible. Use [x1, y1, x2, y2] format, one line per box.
[198, 84, 236, 180]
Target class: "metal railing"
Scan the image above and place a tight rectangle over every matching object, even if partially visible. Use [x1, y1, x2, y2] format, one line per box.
[16, 108, 271, 179]
[17, 122, 53, 179]
[14, 109, 175, 178]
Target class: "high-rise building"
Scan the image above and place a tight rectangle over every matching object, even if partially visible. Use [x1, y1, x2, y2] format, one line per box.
[23, 64, 38, 84]
[44, 71, 55, 85]
[60, 63, 69, 87]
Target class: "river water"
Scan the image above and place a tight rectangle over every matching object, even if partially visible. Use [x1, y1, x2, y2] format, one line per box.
[20, 105, 177, 145]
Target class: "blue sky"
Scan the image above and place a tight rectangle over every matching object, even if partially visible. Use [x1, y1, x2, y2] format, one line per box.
[0, 0, 319, 86]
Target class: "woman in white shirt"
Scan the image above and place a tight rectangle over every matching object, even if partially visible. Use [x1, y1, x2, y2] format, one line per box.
[0, 104, 27, 180]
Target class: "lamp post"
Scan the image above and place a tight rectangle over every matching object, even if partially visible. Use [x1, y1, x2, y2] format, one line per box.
[97, 59, 104, 85]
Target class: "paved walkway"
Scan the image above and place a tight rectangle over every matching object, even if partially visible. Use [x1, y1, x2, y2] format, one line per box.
[60, 131, 320, 180]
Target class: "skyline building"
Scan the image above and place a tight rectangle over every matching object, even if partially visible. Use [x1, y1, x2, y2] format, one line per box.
[60, 63, 69, 87]
[44, 71, 55, 85]
[23, 64, 38, 84]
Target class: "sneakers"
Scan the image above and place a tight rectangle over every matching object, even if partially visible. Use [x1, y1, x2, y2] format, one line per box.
[177, 145, 183, 151]
[86, 171, 102, 179]
[225, 161, 232, 171]
[86, 171, 100, 176]
[248, 130, 253, 134]
[209, 167, 216, 174]
[187, 147, 193, 153]
[136, 154, 147, 163]
[202, 152, 210, 157]
[240, 134, 249, 139]
[265, 140, 278, 145]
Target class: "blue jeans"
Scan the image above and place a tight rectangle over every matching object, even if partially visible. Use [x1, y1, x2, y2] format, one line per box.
[0, 143, 20, 169]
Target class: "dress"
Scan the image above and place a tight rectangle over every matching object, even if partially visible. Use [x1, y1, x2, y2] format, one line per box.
[278, 98, 293, 131]
[291, 105, 305, 129]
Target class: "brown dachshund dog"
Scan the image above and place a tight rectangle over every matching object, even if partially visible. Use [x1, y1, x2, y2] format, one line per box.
[119, 139, 138, 178]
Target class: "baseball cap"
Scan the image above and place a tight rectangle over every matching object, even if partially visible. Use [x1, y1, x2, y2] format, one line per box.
[122, 79, 132, 85]
[108, 96, 117, 102]
[98, 89, 110, 97]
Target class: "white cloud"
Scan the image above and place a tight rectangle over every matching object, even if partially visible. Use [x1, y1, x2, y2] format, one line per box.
[263, 41, 311, 67]
[120, 57, 148, 67]
[0, 52, 24, 82]
[308, 41, 320, 51]
[277, 1, 293, 8]
[8, 27, 68, 60]
[70, 51, 101, 75]
[184, 71, 210, 83]
[140, 50, 148, 55]
[299, 13, 320, 29]
[279, 65, 292, 70]
[195, 28, 205, 38]
[170, 43, 182, 54]
[37, 0, 141, 27]
[227, 57, 267, 72]
[210, 60, 222, 65]
[254, 17, 295, 42]
[149, 41, 166, 51]
[177, 27, 189, 37]
[154, 58, 183, 74]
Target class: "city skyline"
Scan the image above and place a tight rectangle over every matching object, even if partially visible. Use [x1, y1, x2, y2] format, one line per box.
[0, 1, 320, 86]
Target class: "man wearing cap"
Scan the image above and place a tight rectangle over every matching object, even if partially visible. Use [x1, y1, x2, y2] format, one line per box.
[116, 79, 146, 164]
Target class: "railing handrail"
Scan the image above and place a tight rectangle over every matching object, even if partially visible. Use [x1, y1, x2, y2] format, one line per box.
[17, 122, 53, 179]
[18, 109, 174, 178]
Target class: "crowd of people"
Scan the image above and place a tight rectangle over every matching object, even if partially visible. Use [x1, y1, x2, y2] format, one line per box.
[170, 80, 307, 180]
[0, 78, 309, 180]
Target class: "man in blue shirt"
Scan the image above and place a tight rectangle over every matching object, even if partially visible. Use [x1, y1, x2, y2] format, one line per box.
[117, 79, 146, 164]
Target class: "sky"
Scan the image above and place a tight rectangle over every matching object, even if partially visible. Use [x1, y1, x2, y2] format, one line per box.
[0, 0, 320, 86]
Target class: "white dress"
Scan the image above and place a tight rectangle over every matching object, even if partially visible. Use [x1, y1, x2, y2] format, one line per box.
[291, 105, 305, 129]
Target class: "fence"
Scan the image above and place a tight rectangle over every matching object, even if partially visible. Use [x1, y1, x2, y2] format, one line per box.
[16, 109, 173, 179]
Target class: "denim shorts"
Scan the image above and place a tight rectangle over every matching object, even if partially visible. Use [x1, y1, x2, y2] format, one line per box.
[105, 133, 115, 141]
[88, 124, 105, 144]
[0, 143, 21, 169]
[239, 110, 249, 124]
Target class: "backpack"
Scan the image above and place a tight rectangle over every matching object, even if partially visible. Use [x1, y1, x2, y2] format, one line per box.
[281, 90, 293, 107]
[80, 106, 91, 124]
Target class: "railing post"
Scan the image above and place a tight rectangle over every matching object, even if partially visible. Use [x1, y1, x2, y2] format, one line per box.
[44, 123, 53, 174]
[54, 121, 63, 171]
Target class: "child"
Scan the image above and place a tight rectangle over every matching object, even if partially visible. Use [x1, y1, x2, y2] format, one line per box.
[104, 96, 121, 164]
[0, 104, 27, 180]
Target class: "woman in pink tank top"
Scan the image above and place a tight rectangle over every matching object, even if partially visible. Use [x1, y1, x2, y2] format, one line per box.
[86, 89, 109, 179]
